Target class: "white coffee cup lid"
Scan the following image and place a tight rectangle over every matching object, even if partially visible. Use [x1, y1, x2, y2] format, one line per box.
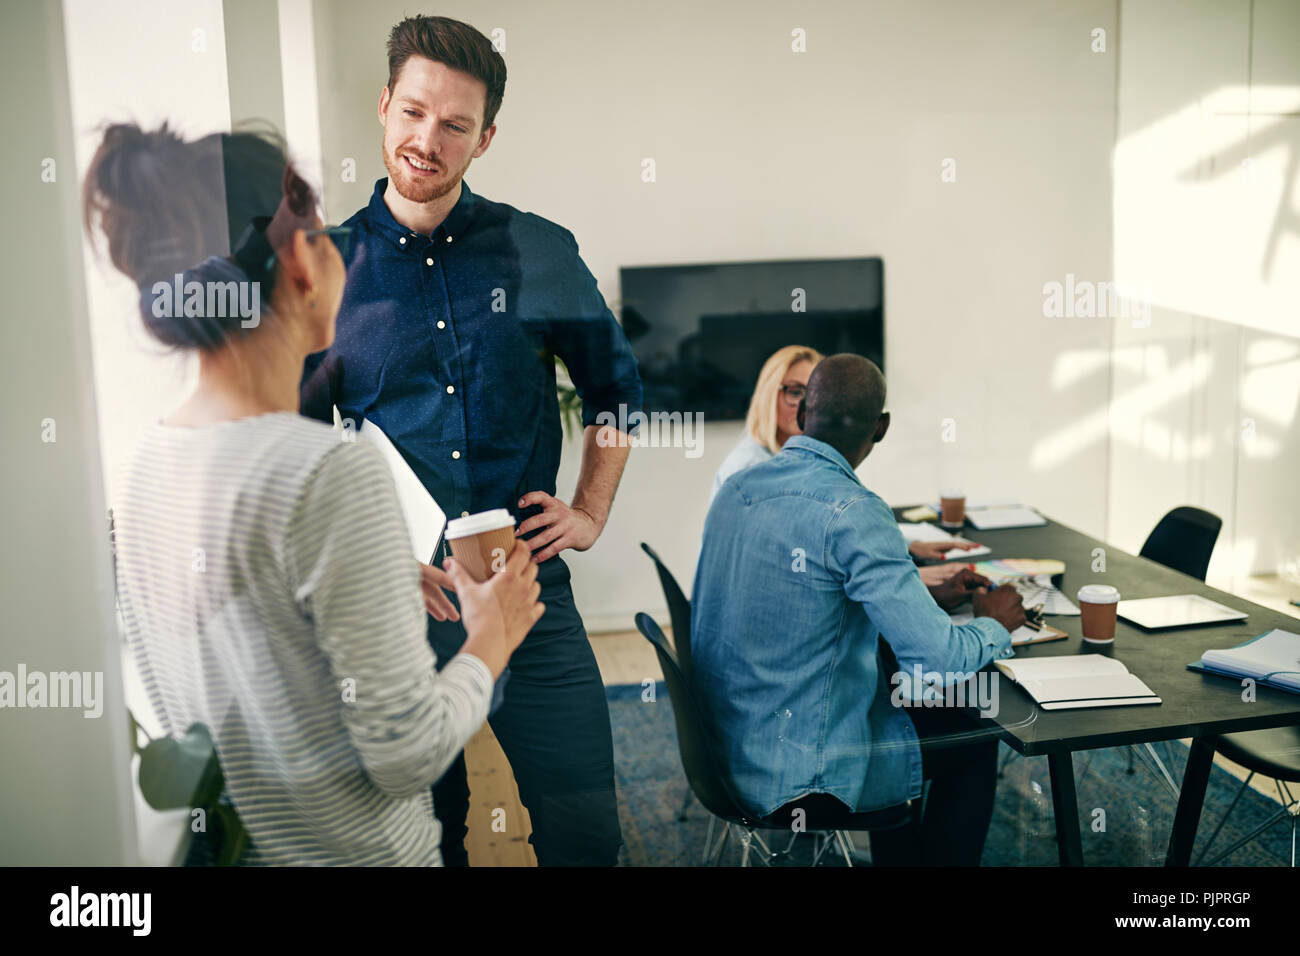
[445, 508, 515, 539]
[940, 489, 964, 499]
[1077, 584, 1120, 604]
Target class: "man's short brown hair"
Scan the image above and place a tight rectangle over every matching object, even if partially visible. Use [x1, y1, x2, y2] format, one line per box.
[386, 15, 507, 131]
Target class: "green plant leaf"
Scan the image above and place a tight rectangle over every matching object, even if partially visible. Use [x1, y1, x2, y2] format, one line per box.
[138, 722, 225, 811]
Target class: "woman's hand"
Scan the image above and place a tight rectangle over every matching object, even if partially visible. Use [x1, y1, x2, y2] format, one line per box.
[444, 540, 545, 678]
[908, 538, 982, 563]
[418, 562, 460, 622]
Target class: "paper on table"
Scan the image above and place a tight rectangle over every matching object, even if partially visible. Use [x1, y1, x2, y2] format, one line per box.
[951, 611, 1045, 645]
[966, 507, 1046, 530]
[897, 522, 992, 560]
[335, 407, 446, 562]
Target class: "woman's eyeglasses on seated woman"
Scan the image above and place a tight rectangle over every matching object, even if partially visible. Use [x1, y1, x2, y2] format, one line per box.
[779, 384, 806, 406]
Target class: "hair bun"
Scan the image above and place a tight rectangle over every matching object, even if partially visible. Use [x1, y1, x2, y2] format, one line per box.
[82, 121, 301, 351]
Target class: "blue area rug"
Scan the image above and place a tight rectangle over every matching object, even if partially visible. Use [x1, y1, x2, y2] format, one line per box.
[609, 682, 1295, 866]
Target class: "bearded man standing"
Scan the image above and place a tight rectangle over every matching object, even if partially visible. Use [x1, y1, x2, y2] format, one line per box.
[301, 15, 639, 866]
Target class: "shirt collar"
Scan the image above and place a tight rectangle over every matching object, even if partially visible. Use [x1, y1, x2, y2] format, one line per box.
[363, 177, 477, 247]
[781, 435, 862, 485]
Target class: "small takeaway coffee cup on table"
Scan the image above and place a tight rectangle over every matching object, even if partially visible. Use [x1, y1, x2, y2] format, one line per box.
[1077, 584, 1121, 643]
[445, 509, 517, 582]
[939, 490, 966, 529]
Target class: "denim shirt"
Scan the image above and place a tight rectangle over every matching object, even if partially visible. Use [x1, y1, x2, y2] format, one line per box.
[301, 179, 642, 528]
[709, 433, 773, 505]
[690, 435, 1012, 818]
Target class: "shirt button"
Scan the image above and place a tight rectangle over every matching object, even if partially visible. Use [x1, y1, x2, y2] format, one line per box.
[425, 257, 434, 266]
[446, 385, 455, 394]
[437, 320, 446, 329]
[399, 237, 406, 245]
[445, 235, 453, 243]
[452, 450, 461, 460]
[461, 511, 469, 518]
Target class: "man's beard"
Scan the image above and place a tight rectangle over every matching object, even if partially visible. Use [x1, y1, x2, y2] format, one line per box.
[382, 138, 466, 204]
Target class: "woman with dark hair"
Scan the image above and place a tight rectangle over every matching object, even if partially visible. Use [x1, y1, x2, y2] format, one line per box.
[84, 122, 542, 865]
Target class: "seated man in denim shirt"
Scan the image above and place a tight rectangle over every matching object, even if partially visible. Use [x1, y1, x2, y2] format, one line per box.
[691, 354, 1026, 865]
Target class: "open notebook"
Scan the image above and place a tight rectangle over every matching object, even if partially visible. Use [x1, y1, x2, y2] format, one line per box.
[996, 656, 1161, 710]
[1188, 629, 1300, 696]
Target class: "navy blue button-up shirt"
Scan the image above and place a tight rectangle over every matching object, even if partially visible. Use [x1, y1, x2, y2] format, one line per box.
[302, 178, 642, 531]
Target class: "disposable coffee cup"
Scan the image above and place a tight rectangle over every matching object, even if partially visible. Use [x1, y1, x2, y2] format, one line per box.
[445, 509, 516, 582]
[939, 490, 966, 529]
[1077, 584, 1120, 643]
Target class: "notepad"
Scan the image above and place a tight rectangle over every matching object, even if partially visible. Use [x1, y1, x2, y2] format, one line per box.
[897, 522, 992, 560]
[1188, 629, 1300, 695]
[335, 407, 446, 563]
[995, 655, 1161, 710]
[967, 507, 1047, 530]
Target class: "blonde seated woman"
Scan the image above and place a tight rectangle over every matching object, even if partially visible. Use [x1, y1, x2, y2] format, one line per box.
[710, 345, 980, 569]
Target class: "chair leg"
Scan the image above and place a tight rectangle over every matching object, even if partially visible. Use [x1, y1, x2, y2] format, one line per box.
[834, 830, 855, 867]
[749, 829, 774, 864]
[1130, 742, 1181, 801]
[1193, 772, 1254, 867]
[710, 822, 731, 865]
[701, 815, 717, 863]
[738, 828, 775, 867]
[1199, 804, 1294, 867]
[810, 831, 836, 866]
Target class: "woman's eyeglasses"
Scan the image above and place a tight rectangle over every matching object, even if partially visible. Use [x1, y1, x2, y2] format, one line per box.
[261, 224, 354, 274]
[233, 218, 355, 293]
[779, 384, 807, 407]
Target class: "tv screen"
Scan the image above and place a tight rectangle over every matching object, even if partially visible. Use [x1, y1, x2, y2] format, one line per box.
[619, 257, 883, 420]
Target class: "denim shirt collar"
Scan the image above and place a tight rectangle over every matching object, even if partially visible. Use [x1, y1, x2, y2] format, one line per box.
[362, 177, 478, 248]
[781, 434, 862, 487]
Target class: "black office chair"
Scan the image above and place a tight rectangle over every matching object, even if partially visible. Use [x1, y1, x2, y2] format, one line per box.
[1140, 506, 1222, 583]
[1122, 507, 1225, 788]
[634, 613, 914, 865]
[1137, 506, 1299, 863]
[639, 542, 693, 680]
[1184, 727, 1300, 866]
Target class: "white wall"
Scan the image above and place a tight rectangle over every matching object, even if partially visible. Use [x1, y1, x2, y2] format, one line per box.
[63, 0, 233, 505]
[1110, 0, 1300, 585]
[309, 0, 1120, 629]
[0, 0, 136, 865]
[59, 0, 239, 862]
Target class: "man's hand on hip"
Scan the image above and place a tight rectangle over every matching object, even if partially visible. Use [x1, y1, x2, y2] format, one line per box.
[515, 491, 603, 564]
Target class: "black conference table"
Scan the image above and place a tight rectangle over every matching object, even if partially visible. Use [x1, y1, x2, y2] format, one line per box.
[892, 506, 1300, 867]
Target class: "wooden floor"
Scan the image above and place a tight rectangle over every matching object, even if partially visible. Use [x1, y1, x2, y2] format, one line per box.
[463, 625, 1290, 866]
[464, 628, 658, 866]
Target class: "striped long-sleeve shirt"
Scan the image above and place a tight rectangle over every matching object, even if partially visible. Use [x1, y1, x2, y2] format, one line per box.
[114, 411, 492, 865]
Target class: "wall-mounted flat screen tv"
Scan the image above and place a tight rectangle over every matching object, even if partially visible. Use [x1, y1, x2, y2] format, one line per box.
[618, 257, 883, 420]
